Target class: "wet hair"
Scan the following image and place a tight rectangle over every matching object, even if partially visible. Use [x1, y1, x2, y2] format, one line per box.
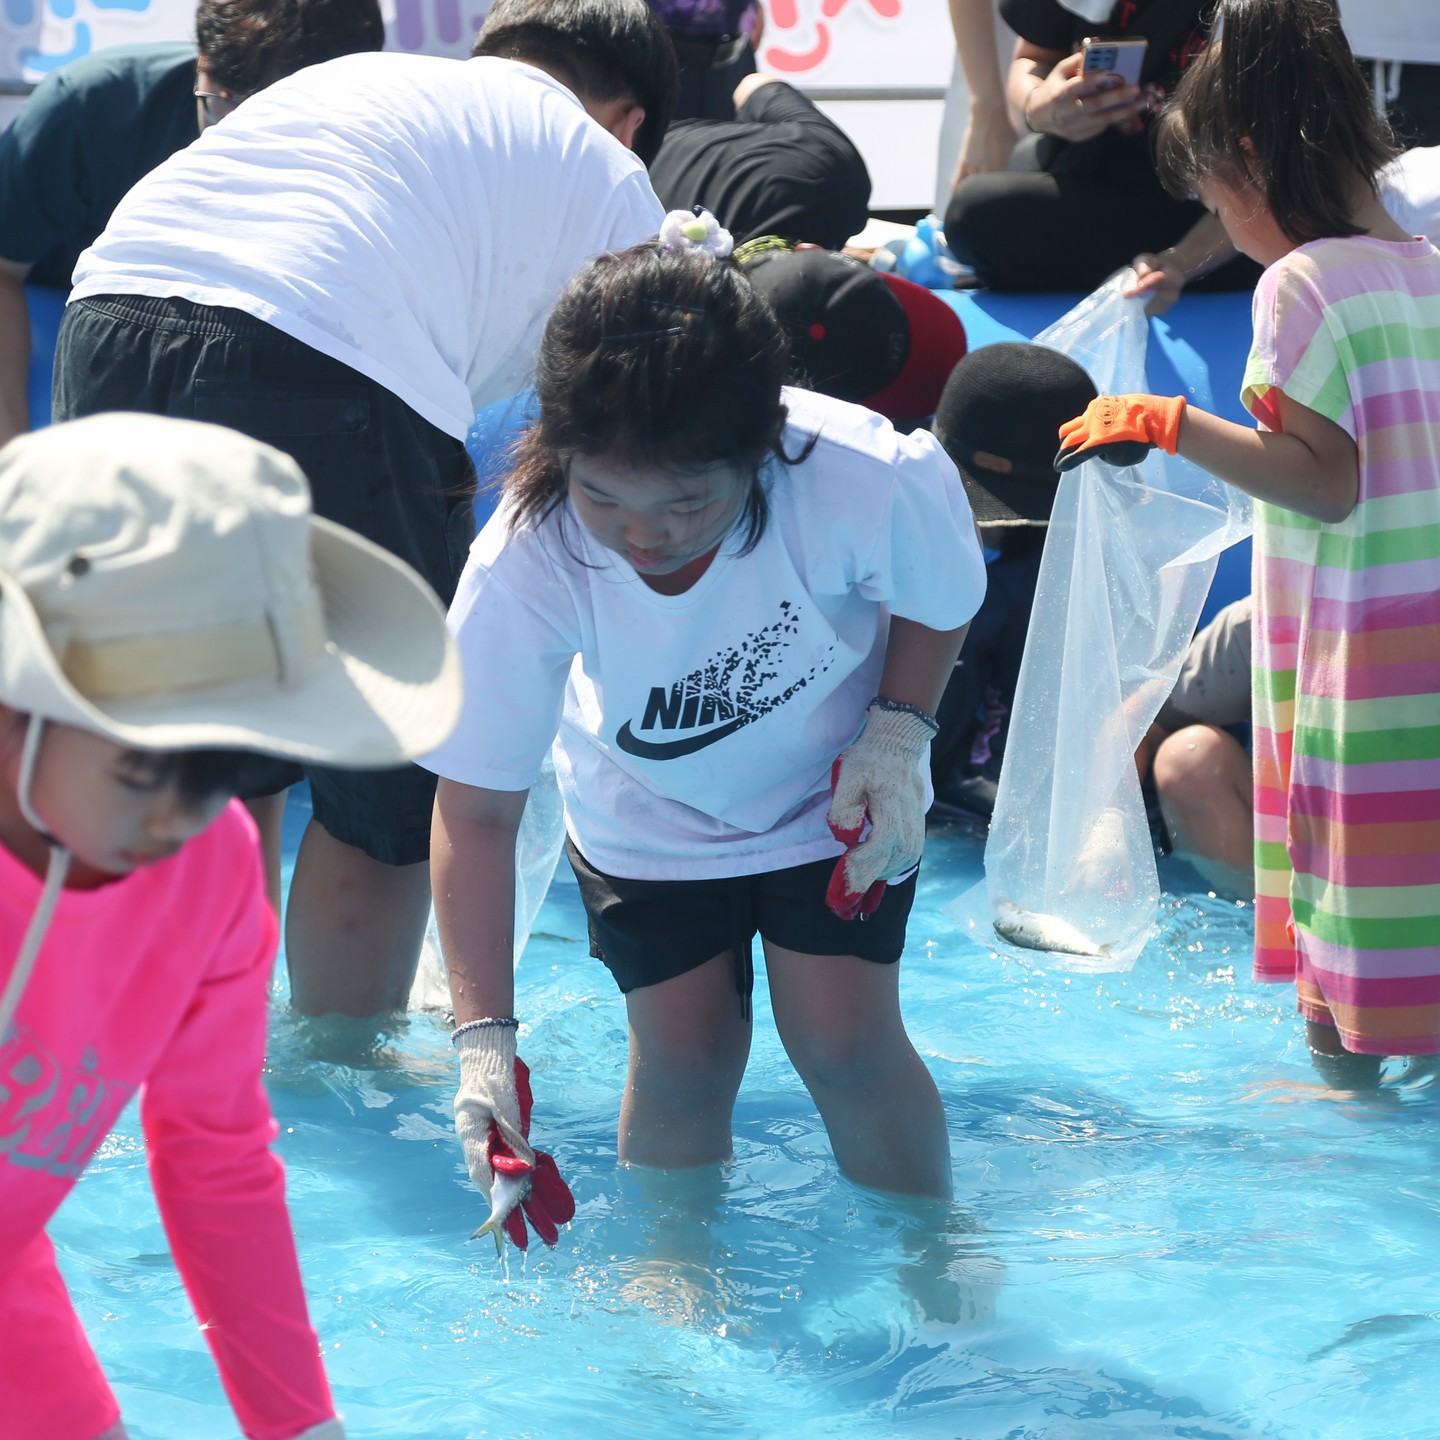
[196, 0, 384, 96]
[471, 0, 678, 165]
[504, 240, 811, 554]
[1154, 0, 1396, 246]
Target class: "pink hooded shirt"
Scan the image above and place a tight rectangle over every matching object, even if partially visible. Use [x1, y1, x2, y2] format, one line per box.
[0, 801, 334, 1440]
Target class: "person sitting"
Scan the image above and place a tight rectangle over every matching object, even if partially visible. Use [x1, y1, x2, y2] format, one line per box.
[0, 0, 385, 446]
[1137, 597, 1254, 899]
[648, 0, 762, 121]
[650, 72, 871, 250]
[942, 0, 1261, 309]
[924, 341, 1098, 824]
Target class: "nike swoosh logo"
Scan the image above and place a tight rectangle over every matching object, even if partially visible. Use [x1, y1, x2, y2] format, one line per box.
[614, 717, 748, 759]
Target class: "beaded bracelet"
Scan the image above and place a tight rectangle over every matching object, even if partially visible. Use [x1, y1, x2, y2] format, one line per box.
[452, 1017, 519, 1041]
[870, 695, 940, 735]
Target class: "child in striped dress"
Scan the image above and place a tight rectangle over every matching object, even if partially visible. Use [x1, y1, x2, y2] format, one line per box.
[1054, 0, 1440, 1085]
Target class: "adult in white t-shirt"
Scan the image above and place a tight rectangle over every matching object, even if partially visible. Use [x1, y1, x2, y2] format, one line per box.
[52, 0, 676, 1020]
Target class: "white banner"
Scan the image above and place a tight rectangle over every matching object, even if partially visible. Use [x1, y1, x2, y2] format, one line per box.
[4, 0, 952, 89]
[2, 0, 953, 206]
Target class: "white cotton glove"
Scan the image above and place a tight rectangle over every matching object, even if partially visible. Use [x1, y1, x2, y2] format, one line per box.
[825, 701, 938, 920]
[291, 1422, 346, 1440]
[454, 1021, 533, 1199]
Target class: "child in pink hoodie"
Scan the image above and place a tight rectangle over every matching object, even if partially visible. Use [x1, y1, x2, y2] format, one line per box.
[0, 413, 460, 1440]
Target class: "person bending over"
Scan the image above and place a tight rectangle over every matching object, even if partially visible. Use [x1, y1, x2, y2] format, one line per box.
[51, 0, 677, 1019]
[0, 0, 385, 447]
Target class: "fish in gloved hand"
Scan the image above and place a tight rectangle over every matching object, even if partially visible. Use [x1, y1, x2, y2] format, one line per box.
[471, 1142, 534, 1253]
[454, 1024, 576, 1256]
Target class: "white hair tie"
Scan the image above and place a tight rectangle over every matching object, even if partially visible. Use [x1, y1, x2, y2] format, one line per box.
[659, 207, 734, 259]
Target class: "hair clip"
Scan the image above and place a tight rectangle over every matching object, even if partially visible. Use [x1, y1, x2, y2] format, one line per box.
[659, 206, 734, 259]
[731, 234, 796, 266]
[599, 299, 705, 344]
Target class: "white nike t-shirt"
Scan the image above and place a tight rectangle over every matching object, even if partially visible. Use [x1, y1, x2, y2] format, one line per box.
[70, 54, 663, 439]
[424, 389, 987, 879]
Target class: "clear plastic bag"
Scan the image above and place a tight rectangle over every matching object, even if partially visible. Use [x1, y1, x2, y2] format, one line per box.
[978, 272, 1251, 969]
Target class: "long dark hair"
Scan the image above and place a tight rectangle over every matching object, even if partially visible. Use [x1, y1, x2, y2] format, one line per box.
[505, 240, 811, 556]
[1154, 0, 1395, 245]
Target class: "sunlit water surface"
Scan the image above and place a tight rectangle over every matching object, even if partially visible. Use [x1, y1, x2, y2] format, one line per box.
[53, 797, 1440, 1439]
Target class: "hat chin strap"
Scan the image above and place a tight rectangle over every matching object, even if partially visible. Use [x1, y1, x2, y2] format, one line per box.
[0, 715, 73, 1040]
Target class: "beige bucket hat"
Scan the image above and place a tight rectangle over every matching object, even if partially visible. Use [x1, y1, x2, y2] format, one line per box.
[0, 413, 461, 765]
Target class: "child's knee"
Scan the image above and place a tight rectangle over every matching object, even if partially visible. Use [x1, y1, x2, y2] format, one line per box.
[629, 1026, 747, 1112]
[1152, 725, 1221, 783]
[783, 1013, 905, 1094]
[1153, 724, 1230, 799]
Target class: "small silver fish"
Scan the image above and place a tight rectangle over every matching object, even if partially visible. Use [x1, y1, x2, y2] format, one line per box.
[471, 1165, 533, 1254]
[993, 897, 1113, 960]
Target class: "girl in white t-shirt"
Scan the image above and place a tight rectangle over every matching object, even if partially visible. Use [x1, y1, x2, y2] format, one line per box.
[426, 213, 986, 1242]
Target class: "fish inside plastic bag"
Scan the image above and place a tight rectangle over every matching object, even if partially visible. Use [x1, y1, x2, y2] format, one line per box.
[963, 271, 1251, 970]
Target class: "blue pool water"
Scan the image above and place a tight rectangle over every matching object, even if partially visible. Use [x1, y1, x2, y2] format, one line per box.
[53, 793, 1440, 1440]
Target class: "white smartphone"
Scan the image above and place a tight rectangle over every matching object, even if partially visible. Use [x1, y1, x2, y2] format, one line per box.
[1081, 36, 1147, 87]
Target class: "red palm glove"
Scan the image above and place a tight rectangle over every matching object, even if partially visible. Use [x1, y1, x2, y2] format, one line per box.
[1054, 393, 1186, 472]
[825, 756, 887, 920]
[483, 1058, 576, 1252]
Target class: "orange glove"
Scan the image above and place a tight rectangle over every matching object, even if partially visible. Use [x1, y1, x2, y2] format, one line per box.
[1054, 394, 1186, 472]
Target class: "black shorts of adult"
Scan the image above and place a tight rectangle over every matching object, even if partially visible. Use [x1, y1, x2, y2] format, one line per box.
[943, 141, 1264, 295]
[649, 79, 871, 250]
[566, 838, 918, 1021]
[52, 293, 477, 867]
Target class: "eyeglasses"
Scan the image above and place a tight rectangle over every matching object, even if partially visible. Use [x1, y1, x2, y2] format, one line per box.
[193, 87, 245, 127]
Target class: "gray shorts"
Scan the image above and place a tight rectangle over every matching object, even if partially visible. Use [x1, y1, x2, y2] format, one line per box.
[1158, 596, 1253, 733]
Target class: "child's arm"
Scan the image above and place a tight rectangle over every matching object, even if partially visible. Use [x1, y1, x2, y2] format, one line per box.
[1056, 392, 1360, 524]
[431, 779, 527, 1024]
[1179, 392, 1358, 523]
[432, 779, 573, 1248]
[141, 847, 338, 1439]
[879, 614, 972, 715]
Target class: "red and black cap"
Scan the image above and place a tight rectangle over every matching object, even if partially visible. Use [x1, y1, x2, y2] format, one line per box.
[739, 245, 967, 425]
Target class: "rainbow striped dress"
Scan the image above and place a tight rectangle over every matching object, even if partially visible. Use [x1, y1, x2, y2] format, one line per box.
[1243, 234, 1440, 1055]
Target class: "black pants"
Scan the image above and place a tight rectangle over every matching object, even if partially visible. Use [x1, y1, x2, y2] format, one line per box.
[944, 142, 1261, 294]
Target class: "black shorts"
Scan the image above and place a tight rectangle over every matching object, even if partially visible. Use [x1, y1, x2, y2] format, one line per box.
[566, 839, 918, 1018]
[53, 294, 476, 866]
